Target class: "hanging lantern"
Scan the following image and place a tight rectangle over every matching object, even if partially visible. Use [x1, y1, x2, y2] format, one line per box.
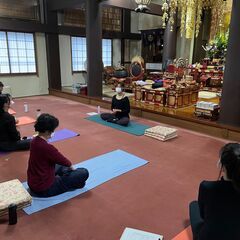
[162, 0, 169, 29]
[135, 0, 151, 6]
[135, 0, 152, 12]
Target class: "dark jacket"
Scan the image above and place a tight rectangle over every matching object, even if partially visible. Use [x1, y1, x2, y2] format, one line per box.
[0, 112, 20, 142]
[198, 179, 240, 240]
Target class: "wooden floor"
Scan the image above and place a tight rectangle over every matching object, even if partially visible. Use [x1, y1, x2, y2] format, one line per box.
[0, 95, 228, 240]
[130, 96, 220, 121]
[62, 85, 220, 121]
[56, 88, 240, 141]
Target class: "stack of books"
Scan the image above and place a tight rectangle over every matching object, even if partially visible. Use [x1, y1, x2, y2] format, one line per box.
[196, 101, 219, 110]
[145, 126, 178, 141]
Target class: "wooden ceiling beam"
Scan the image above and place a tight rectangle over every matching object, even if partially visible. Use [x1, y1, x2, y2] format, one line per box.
[48, 0, 162, 16]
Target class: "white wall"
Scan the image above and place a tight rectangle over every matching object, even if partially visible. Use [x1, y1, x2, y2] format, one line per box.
[59, 34, 86, 87]
[131, 11, 163, 32]
[112, 39, 121, 67]
[59, 35, 123, 83]
[130, 40, 142, 59]
[1, 33, 49, 98]
[138, 13, 162, 31]
[131, 11, 140, 34]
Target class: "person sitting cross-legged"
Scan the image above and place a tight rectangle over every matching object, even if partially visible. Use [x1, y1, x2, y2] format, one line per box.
[101, 83, 130, 126]
[27, 113, 89, 198]
[189, 143, 240, 240]
[0, 94, 30, 152]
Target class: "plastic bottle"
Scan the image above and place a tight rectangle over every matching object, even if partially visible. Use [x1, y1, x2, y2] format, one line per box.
[97, 106, 101, 114]
[24, 102, 28, 112]
[36, 109, 41, 118]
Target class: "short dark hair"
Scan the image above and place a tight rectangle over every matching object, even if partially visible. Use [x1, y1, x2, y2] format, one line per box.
[0, 82, 4, 87]
[34, 113, 59, 133]
[220, 143, 240, 192]
[117, 82, 124, 88]
[0, 94, 10, 114]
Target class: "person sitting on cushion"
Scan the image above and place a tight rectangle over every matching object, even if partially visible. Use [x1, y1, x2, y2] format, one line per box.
[101, 83, 130, 126]
[189, 143, 240, 240]
[27, 113, 89, 197]
[0, 95, 30, 151]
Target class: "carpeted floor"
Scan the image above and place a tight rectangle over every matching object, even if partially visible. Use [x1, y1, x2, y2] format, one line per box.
[0, 96, 228, 240]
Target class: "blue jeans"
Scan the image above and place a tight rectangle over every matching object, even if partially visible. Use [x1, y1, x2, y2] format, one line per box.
[32, 165, 89, 198]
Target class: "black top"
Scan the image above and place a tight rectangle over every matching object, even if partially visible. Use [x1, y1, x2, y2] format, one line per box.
[0, 112, 20, 142]
[111, 95, 130, 119]
[198, 179, 240, 240]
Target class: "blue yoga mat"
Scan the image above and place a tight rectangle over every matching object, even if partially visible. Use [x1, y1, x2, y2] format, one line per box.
[85, 115, 150, 136]
[23, 149, 148, 215]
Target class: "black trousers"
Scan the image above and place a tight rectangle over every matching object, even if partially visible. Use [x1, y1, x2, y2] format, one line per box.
[100, 113, 129, 126]
[30, 165, 89, 198]
[0, 139, 31, 152]
[189, 201, 204, 240]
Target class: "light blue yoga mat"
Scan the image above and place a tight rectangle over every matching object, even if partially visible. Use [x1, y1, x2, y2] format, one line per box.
[23, 149, 148, 215]
[85, 115, 150, 136]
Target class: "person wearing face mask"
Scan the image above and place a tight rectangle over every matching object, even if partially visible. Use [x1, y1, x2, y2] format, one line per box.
[27, 113, 89, 197]
[189, 143, 240, 240]
[101, 83, 130, 126]
[0, 94, 30, 151]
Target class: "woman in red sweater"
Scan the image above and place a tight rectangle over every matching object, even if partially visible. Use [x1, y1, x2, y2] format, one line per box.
[27, 113, 89, 197]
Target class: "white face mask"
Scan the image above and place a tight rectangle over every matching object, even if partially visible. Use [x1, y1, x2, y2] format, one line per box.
[115, 87, 122, 93]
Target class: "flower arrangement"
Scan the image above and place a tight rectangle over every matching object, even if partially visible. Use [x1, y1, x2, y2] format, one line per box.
[202, 31, 229, 60]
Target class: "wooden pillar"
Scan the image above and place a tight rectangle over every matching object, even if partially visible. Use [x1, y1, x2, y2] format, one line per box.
[44, 0, 62, 90]
[162, 13, 177, 70]
[192, 10, 211, 63]
[121, 9, 131, 65]
[86, 0, 102, 97]
[219, 0, 240, 127]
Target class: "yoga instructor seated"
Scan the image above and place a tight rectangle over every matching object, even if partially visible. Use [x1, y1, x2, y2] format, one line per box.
[27, 113, 89, 198]
[0, 95, 30, 151]
[101, 83, 130, 126]
[189, 143, 240, 240]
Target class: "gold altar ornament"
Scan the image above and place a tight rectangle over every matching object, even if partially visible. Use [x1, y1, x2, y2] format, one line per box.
[162, 0, 232, 39]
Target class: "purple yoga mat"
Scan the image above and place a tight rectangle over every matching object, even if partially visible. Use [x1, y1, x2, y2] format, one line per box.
[0, 152, 7, 157]
[48, 129, 79, 143]
[0, 129, 79, 155]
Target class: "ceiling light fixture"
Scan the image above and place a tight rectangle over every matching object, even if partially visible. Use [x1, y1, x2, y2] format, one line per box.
[134, 0, 152, 13]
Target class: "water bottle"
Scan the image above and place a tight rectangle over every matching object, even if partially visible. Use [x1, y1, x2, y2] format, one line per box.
[97, 106, 101, 114]
[8, 204, 17, 225]
[24, 102, 28, 112]
[36, 109, 41, 118]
